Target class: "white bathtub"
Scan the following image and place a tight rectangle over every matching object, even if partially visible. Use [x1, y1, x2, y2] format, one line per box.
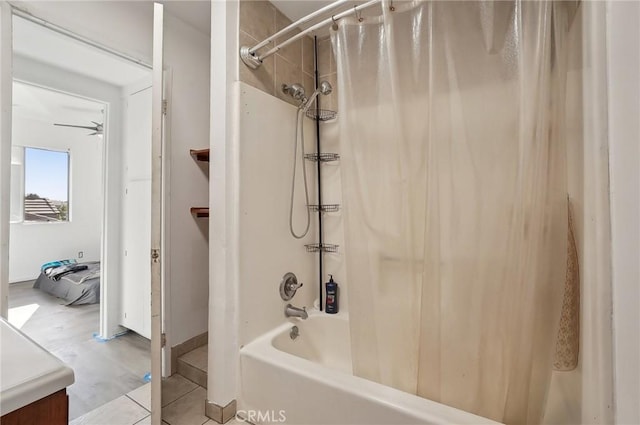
[239, 311, 501, 425]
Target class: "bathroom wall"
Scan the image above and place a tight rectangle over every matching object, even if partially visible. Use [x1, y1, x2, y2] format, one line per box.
[607, 1, 640, 423]
[238, 0, 315, 107]
[316, 36, 338, 112]
[239, 0, 347, 318]
[162, 9, 211, 355]
[237, 81, 318, 345]
[9, 1, 153, 65]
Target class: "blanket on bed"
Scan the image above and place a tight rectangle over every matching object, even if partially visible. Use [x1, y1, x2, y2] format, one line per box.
[33, 261, 101, 305]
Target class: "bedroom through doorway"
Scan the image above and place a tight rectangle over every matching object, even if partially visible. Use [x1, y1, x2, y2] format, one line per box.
[6, 12, 153, 421]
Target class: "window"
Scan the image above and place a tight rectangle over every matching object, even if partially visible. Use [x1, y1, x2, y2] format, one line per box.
[22, 147, 70, 222]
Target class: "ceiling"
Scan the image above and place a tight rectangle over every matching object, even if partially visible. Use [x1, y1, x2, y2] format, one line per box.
[271, 0, 335, 23]
[13, 16, 150, 88]
[13, 81, 104, 127]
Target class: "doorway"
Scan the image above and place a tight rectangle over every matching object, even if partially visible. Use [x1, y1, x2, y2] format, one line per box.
[6, 12, 153, 421]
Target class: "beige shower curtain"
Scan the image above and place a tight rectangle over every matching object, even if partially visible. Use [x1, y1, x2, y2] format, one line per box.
[332, 1, 571, 423]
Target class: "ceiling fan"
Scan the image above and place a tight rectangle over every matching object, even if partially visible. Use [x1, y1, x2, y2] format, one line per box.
[53, 121, 103, 136]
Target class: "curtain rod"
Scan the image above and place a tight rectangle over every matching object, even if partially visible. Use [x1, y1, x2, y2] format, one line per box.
[240, 0, 382, 70]
[249, 0, 350, 54]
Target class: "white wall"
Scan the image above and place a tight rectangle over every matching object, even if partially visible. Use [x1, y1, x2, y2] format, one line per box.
[208, 0, 239, 407]
[9, 0, 153, 65]
[9, 84, 104, 282]
[237, 82, 318, 346]
[162, 11, 211, 350]
[607, 2, 640, 424]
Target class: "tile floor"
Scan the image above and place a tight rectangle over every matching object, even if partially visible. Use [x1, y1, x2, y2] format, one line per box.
[177, 345, 208, 388]
[70, 374, 245, 425]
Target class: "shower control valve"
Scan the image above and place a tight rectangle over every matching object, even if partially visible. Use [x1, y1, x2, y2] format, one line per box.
[280, 272, 303, 301]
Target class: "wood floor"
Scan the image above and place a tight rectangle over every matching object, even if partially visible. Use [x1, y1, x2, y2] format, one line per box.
[8, 281, 151, 420]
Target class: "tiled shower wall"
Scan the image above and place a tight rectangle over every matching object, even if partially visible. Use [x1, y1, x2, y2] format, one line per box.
[316, 36, 338, 112]
[237, 0, 346, 313]
[239, 1, 339, 111]
[239, 0, 315, 107]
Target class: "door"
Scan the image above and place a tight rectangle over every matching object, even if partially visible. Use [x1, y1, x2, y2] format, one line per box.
[0, 1, 12, 319]
[122, 86, 152, 339]
[151, 3, 164, 425]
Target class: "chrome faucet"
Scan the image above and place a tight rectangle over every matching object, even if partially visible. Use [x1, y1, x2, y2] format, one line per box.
[285, 304, 308, 320]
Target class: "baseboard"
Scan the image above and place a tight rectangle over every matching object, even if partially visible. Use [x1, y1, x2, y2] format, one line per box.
[205, 399, 236, 424]
[170, 331, 208, 375]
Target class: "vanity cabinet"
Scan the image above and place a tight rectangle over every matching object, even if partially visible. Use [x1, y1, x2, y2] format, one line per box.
[0, 318, 74, 425]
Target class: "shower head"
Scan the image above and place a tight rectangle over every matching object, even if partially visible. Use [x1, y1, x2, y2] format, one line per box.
[282, 83, 306, 101]
[319, 80, 332, 95]
[301, 81, 333, 111]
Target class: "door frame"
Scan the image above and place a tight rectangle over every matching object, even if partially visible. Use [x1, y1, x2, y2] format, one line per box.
[1, 4, 166, 422]
[0, 0, 12, 319]
[151, 4, 164, 424]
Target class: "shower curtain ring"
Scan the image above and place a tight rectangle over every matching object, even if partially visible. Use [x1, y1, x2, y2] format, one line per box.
[389, 1, 395, 12]
[354, 6, 363, 22]
[331, 15, 339, 30]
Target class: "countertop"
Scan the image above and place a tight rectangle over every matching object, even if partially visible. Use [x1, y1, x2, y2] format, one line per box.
[0, 317, 75, 415]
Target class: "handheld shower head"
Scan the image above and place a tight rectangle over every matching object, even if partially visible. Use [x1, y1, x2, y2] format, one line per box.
[301, 81, 333, 111]
[319, 80, 333, 95]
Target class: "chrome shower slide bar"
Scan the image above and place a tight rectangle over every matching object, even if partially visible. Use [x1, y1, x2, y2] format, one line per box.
[240, 0, 382, 69]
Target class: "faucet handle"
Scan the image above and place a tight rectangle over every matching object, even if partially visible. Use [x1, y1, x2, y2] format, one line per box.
[288, 280, 303, 291]
[280, 272, 303, 301]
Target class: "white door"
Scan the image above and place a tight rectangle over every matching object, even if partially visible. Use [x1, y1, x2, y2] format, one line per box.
[151, 3, 164, 425]
[121, 86, 152, 339]
[0, 1, 13, 318]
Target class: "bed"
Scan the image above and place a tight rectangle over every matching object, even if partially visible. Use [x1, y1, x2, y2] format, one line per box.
[33, 261, 101, 305]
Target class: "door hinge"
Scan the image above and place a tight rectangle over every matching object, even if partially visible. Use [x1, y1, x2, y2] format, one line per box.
[151, 249, 160, 263]
[161, 333, 166, 348]
[162, 99, 168, 115]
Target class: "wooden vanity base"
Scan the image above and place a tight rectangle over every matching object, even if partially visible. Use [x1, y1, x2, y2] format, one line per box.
[1, 389, 68, 425]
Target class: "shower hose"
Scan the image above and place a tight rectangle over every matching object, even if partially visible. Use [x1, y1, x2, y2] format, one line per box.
[289, 106, 311, 239]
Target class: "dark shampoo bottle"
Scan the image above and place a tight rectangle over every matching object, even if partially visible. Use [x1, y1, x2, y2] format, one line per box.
[325, 275, 339, 314]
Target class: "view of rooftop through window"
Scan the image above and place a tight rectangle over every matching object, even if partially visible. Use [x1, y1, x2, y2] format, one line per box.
[24, 147, 69, 222]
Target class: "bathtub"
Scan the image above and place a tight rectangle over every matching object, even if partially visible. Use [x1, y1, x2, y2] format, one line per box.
[239, 311, 501, 425]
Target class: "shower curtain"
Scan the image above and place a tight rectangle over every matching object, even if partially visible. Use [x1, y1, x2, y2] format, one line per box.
[332, 1, 571, 423]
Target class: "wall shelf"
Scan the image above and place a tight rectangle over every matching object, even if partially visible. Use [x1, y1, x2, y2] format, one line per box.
[190, 148, 210, 162]
[305, 243, 339, 253]
[190, 207, 209, 218]
[190, 148, 210, 219]
[305, 108, 337, 122]
[304, 152, 340, 162]
[308, 204, 340, 213]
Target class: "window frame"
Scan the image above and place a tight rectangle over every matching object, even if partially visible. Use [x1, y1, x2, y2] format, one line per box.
[17, 145, 71, 224]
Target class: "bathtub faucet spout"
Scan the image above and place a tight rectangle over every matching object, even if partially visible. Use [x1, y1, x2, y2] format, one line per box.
[285, 304, 308, 320]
